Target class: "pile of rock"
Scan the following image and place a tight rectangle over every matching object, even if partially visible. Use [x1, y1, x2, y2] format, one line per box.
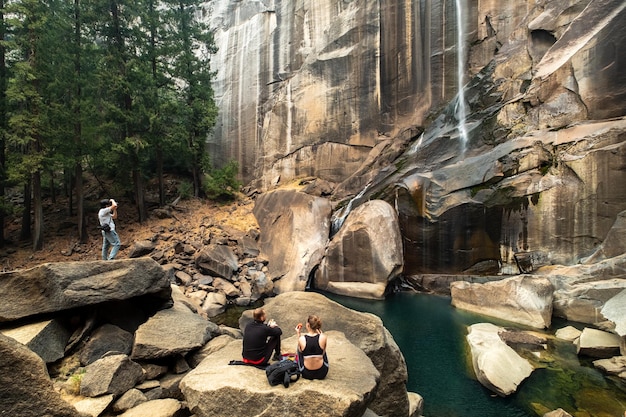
[0, 258, 421, 417]
[122, 189, 406, 322]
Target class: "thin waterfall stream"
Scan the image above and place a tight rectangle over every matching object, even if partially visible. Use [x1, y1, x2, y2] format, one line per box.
[455, 0, 469, 151]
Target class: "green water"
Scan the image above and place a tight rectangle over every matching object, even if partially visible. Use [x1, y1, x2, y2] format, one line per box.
[324, 291, 626, 417]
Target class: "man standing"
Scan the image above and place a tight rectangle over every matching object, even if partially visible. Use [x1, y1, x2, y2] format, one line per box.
[98, 198, 121, 260]
[242, 308, 282, 366]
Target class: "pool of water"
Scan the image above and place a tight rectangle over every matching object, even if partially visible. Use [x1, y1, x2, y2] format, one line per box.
[323, 291, 626, 417]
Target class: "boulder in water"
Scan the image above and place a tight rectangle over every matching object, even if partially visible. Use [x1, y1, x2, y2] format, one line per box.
[466, 323, 534, 397]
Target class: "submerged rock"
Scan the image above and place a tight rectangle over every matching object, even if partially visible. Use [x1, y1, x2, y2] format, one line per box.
[466, 323, 534, 397]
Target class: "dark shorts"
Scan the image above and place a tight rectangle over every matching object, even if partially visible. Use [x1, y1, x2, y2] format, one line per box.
[297, 350, 329, 380]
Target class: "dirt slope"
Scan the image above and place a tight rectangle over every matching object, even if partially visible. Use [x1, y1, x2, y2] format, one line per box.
[0, 194, 258, 272]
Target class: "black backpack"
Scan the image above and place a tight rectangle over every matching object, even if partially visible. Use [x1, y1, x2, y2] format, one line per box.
[265, 359, 300, 388]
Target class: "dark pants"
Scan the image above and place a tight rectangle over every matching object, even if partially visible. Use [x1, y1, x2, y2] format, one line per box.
[260, 335, 281, 365]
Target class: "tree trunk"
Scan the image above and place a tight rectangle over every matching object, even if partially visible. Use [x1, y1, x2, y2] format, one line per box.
[76, 162, 87, 243]
[21, 181, 31, 241]
[32, 171, 43, 250]
[157, 144, 164, 206]
[66, 168, 73, 216]
[0, 0, 6, 247]
[133, 168, 147, 223]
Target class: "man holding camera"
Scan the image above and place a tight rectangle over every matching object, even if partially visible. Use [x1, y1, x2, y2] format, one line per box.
[98, 198, 121, 260]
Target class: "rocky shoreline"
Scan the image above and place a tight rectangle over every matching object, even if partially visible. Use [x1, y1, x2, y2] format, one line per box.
[0, 258, 421, 417]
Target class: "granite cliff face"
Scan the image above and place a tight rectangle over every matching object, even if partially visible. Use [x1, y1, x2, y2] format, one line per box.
[203, 0, 626, 275]
[204, 0, 486, 186]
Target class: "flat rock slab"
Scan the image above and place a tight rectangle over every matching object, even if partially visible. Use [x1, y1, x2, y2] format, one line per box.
[452, 275, 554, 329]
[181, 332, 379, 417]
[576, 327, 621, 358]
[0, 258, 171, 323]
[131, 298, 215, 360]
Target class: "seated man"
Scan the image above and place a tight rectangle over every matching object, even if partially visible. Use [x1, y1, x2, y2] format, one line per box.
[242, 308, 282, 366]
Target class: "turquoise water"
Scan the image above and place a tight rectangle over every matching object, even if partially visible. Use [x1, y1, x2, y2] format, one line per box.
[324, 291, 626, 417]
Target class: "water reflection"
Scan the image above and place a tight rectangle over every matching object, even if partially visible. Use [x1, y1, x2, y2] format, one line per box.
[322, 291, 626, 417]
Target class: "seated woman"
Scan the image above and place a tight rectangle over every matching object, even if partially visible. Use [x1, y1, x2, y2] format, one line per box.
[296, 315, 329, 380]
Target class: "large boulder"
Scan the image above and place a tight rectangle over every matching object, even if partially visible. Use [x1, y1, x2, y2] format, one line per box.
[602, 289, 626, 336]
[180, 332, 379, 417]
[131, 294, 215, 361]
[0, 333, 85, 417]
[466, 323, 534, 397]
[538, 254, 626, 324]
[451, 275, 554, 329]
[194, 244, 239, 280]
[314, 200, 404, 300]
[253, 190, 332, 293]
[0, 258, 171, 323]
[248, 291, 410, 417]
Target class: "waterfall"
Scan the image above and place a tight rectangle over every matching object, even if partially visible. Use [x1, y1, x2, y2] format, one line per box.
[455, 0, 468, 150]
[330, 182, 371, 237]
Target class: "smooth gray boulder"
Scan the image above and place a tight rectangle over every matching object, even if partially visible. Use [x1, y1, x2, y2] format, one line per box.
[253, 189, 332, 293]
[555, 326, 581, 342]
[451, 275, 554, 328]
[252, 291, 410, 417]
[0, 258, 171, 322]
[112, 389, 148, 413]
[201, 292, 227, 317]
[1, 319, 70, 363]
[0, 333, 85, 417]
[181, 332, 379, 417]
[315, 199, 404, 300]
[128, 240, 157, 258]
[593, 355, 626, 378]
[466, 323, 534, 397]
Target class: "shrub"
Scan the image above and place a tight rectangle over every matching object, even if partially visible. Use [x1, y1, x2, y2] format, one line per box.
[202, 161, 241, 200]
[177, 180, 194, 200]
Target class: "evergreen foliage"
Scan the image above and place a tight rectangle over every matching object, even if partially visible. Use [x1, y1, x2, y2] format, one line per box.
[0, 0, 232, 248]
